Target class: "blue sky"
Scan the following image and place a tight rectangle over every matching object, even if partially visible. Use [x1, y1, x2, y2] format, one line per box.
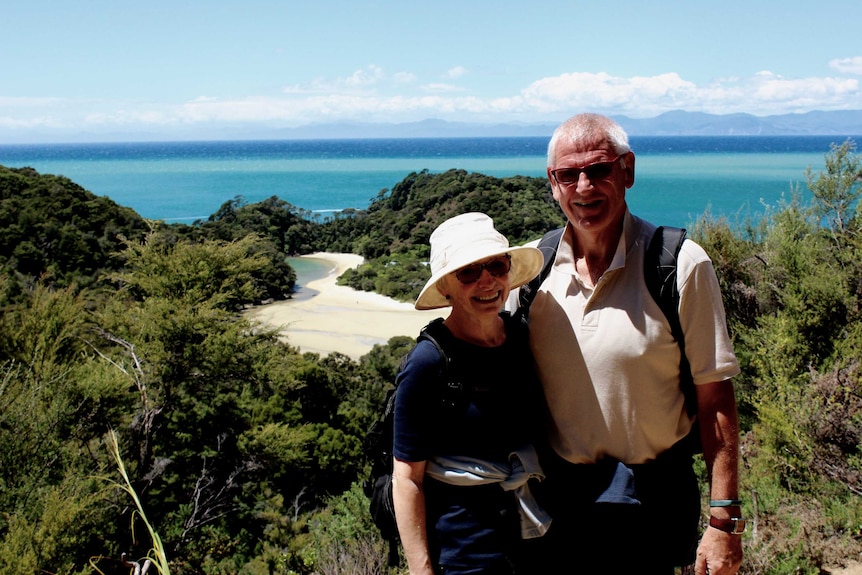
[2, 0, 861, 142]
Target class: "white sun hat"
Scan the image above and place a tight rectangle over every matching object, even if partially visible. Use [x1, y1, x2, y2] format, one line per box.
[414, 212, 544, 310]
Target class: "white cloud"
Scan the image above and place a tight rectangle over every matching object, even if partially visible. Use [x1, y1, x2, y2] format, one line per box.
[513, 70, 862, 117]
[0, 115, 66, 129]
[4, 68, 862, 135]
[830, 56, 862, 75]
[420, 83, 465, 94]
[392, 72, 417, 84]
[512, 71, 705, 117]
[282, 65, 387, 95]
[444, 66, 469, 79]
[748, 72, 859, 109]
[344, 65, 385, 88]
[0, 96, 118, 130]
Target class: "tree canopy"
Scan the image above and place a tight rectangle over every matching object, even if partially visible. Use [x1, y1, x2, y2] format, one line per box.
[1, 146, 861, 574]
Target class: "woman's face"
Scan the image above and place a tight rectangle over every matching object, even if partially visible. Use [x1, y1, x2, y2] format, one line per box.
[439, 255, 512, 317]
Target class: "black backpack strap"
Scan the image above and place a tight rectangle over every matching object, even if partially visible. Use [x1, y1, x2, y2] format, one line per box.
[518, 226, 564, 314]
[396, 317, 450, 386]
[418, 318, 470, 410]
[644, 226, 696, 418]
[416, 317, 449, 364]
[644, 226, 686, 317]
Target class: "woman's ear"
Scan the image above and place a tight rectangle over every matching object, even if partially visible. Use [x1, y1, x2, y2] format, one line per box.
[436, 276, 452, 299]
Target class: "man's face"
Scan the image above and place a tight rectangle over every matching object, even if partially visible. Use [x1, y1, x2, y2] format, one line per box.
[547, 144, 635, 238]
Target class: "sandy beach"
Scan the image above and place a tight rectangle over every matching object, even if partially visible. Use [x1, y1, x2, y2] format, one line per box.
[245, 252, 448, 359]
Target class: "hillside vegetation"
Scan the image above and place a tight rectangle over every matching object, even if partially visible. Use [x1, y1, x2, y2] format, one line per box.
[0, 143, 861, 575]
[332, 169, 564, 301]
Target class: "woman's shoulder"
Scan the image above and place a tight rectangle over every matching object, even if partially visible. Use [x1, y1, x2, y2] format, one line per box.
[397, 336, 447, 384]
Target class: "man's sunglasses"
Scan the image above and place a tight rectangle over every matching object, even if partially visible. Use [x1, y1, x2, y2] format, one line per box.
[550, 154, 622, 186]
[454, 254, 512, 284]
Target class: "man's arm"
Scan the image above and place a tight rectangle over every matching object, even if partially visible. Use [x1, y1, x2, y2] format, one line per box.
[695, 379, 744, 575]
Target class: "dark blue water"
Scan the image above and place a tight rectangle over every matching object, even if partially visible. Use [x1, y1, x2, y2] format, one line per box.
[1, 135, 850, 160]
[1, 136, 858, 228]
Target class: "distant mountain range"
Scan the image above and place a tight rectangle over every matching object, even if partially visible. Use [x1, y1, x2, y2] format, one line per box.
[7, 109, 862, 144]
[264, 110, 862, 139]
[617, 110, 862, 136]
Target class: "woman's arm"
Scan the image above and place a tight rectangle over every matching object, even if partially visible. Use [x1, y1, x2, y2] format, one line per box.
[393, 457, 434, 575]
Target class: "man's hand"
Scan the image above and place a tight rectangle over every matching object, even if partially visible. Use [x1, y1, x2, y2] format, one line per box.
[695, 526, 743, 575]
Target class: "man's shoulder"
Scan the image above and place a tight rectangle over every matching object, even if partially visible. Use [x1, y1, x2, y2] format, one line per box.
[678, 236, 710, 264]
[629, 213, 657, 245]
[632, 214, 709, 264]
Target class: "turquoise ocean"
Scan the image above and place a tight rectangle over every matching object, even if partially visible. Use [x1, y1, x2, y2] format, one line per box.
[1, 135, 859, 231]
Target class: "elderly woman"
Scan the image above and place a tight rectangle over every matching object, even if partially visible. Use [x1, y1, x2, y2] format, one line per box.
[392, 212, 550, 575]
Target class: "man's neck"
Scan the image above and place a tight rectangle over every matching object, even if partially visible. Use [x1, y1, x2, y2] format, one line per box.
[570, 219, 624, 288]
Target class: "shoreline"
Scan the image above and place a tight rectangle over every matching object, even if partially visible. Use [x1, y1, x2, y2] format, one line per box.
[245, 252, 448, 359]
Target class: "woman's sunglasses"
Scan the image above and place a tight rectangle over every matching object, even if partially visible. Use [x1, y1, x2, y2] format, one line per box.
[454, 254, 512, 284]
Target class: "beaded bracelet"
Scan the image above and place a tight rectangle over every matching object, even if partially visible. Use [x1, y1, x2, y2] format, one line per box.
[709, 499, 742, 507]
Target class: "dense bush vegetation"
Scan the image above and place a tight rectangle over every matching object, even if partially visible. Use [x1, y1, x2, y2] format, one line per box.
[335, 169, 564, 301]
[692, 140, 862, 572]
[0, 166, 151, 294]
[0, 142, 860, 574]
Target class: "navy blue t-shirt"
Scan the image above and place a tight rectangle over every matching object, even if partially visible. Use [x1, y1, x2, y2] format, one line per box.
[392, 315, 544, 571]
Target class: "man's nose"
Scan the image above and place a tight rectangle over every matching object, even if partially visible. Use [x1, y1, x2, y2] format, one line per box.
[574, 171, 594, 192]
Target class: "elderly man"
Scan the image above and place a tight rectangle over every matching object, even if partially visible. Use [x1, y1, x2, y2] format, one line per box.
[513, 113, 743, 574]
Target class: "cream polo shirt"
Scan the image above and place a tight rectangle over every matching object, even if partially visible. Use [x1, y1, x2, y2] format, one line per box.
[525, 212, 740, 464]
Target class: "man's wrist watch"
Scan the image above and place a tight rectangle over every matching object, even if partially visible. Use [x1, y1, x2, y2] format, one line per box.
[709, 516, 747, 534]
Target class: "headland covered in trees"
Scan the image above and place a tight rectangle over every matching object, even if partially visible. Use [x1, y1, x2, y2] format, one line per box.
[0, 139, 861, 574]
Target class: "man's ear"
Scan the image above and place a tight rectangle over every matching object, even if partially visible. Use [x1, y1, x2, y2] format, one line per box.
[621, 152, 635, 189]
[547, 167, 563, 201]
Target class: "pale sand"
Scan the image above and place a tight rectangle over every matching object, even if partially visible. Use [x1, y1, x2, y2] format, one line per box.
[245, 252, 448, 359]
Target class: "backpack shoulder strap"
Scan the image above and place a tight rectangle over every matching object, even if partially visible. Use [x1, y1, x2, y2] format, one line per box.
[415, 317, 450, 377]
[518, 226, 565, 313]
[383, 318, 450, 432]
[395, 317, 449, 378]
[644, 226, 696, 417]
[418, 318, 470, 407]
[644, 226, 687, 336]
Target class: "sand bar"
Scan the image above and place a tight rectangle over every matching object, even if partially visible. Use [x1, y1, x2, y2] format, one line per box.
[245, 252, 448, 359]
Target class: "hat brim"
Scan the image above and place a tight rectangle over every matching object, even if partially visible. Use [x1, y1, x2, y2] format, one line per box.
[414, 245, 545, 310]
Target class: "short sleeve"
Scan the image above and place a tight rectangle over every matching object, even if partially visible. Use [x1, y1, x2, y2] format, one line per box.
[392, 339, 445, 462]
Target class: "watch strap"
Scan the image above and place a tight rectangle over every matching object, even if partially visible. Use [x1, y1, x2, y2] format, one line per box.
[709, 516, 746, 535]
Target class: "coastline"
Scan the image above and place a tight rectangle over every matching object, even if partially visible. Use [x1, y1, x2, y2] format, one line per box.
[245, 252, 447, 359]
